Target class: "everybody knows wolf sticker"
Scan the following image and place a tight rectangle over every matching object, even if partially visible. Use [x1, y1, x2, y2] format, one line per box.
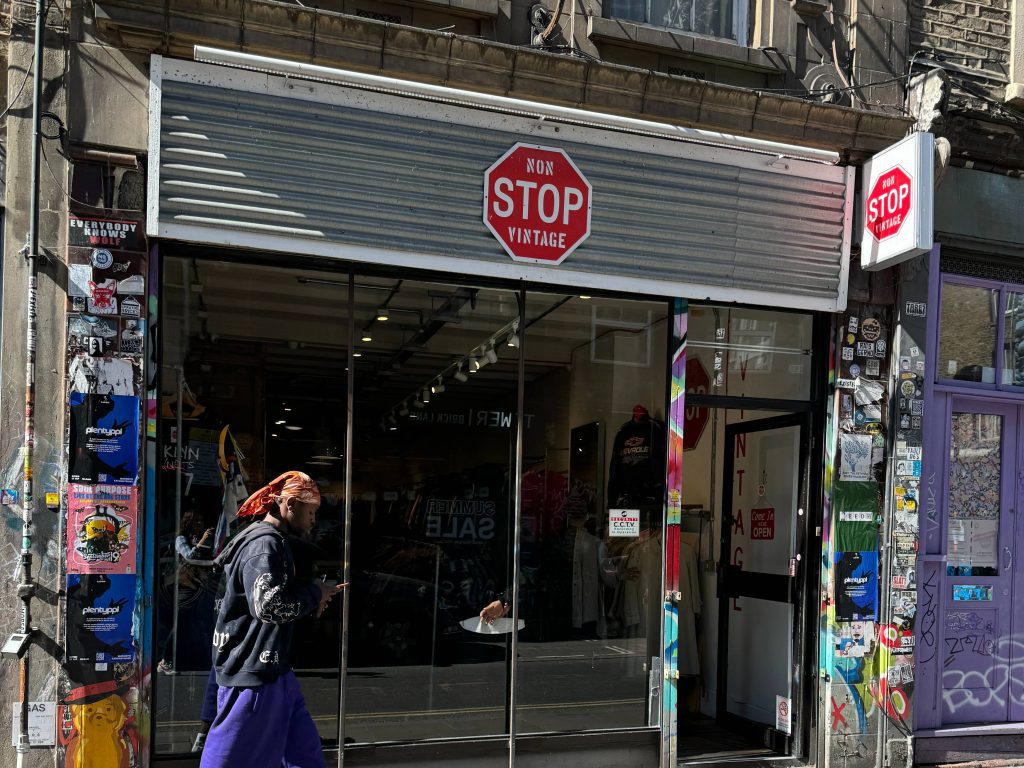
[66, 484, 137, 575]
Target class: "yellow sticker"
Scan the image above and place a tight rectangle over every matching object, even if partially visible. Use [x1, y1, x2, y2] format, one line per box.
[45, 492, 59, 508]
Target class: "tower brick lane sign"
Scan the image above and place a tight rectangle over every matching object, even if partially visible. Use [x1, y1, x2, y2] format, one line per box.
[860, 132, 934, 272]
[483, 143, 593, 264]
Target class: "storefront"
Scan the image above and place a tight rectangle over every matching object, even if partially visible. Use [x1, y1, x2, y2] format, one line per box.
[906, 168, 1024, 765]
[128, 49, 854, 767]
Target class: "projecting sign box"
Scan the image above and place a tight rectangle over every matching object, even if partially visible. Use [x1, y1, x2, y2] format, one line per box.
[860, 132, 934, 272]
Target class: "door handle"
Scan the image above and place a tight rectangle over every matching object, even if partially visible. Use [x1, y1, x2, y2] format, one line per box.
[1005, 546, 1014, 572]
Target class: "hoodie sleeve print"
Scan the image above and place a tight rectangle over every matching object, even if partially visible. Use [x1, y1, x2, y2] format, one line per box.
[240, 545, 320, 624]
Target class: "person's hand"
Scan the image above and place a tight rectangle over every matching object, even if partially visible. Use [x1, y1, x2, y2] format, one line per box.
[199, 528, 215, 545]
[316, 582, 347, 618]
[479, 600, 508, 624]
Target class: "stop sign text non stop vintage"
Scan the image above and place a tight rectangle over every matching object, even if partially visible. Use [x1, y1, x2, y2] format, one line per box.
[865, 166, 912, 241]
[483, 143, 593, 264]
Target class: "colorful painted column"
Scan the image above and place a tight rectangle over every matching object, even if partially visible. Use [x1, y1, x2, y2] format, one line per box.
[661, 298, 686, 767]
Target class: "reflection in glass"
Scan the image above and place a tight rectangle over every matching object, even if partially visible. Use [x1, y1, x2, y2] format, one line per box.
[939, 283, 997, 382]
[345, 279, 518, 742]
[609, 0, 732, 37]
[1003, 293, 1024, 386]
[947, 412, 1001, 576]
[155, 258, 347, 753]
[689, 306, 813, 400]
[517, 294, 668, 733]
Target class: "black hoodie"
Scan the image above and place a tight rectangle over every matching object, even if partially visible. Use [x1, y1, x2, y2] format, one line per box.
[211, 521, 321, 687]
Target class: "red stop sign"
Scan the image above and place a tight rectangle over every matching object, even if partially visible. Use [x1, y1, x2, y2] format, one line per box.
[865, 166, 912, 241]
[483, 143, 593, 264]
[684, 358, 710, 451]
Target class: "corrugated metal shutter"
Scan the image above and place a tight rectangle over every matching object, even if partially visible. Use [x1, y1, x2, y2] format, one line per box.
[152, 63, 853, 311]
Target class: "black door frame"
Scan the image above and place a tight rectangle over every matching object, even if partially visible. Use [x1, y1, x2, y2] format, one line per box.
[716, 411, 812, 753]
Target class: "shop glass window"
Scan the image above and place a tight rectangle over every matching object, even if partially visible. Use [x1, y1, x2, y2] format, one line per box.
[155, 260, 673, 755]
[606, 0, 738, 40]
[938, 282, 998, 383]
[946, 412, 1001, 577]
[346, 277, 519, 743]
[517, 293, 668, 733]
[155, 258, 349, 754]
[1002, 291, 1024, 386]
[688, 305, 813, 401]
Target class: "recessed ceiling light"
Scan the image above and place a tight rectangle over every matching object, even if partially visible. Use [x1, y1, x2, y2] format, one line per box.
[271, 433, 279, 438]
[353, 352, 362, 358]
[283, 407, 292, 412]
[275, 420, 286, 425]
[285, 425, 303, 431]
[376, 308, 390, 322]
[579, 295, 591, 300]
[361, 334, 373, 343]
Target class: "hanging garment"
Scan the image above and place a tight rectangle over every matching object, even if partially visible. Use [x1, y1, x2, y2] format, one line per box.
[571, 528, 617, 634]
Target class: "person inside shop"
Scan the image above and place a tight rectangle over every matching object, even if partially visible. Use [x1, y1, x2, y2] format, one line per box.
[480, 488, 617, 640]
[158, 506, 218, 675]
[200, 470, 346, 768]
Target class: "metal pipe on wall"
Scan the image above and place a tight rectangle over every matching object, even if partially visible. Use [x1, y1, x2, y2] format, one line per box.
[15, 1, 46, 763]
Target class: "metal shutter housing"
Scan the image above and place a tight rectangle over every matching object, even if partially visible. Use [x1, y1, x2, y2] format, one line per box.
[149, 56, 854, 312]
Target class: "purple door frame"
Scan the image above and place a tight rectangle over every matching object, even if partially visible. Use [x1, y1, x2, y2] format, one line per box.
[916, 245, 1024, 731]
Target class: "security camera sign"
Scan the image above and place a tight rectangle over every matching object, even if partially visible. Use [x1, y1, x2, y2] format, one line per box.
[609, 508, 640, 538]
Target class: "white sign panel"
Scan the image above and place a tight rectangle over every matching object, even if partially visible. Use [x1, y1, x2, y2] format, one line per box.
[860, 132, 934, 271]
[10, 702, 55, 747]
[608, 508, 640, 538]
[776, 695, 792, 734]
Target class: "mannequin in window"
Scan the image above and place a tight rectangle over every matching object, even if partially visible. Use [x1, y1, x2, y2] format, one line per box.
[608, 405, 666, 508]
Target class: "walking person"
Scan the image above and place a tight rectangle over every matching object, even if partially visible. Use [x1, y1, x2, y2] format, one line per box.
[200, 471, 346, 768]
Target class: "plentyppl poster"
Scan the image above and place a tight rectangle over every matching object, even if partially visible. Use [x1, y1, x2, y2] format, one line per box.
[66, 484, 137, 575]
[834, 551, 879, 621]
[65, 574, 136, 666]
[69, 393, 139, 485]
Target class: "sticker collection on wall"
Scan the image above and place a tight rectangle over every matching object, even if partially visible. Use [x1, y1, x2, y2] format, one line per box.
[826, 307, 892, 763]
[59, 215, 148, 768]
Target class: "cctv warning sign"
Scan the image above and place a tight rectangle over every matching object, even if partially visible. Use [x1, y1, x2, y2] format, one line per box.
[609, 508, 640, 538]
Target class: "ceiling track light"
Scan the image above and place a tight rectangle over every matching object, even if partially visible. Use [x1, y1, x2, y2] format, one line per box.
[399, 402, 410, 416]
[506, 332, 520, 348]
[422, 386, 431, 404]
[414, 397, 425, 408]
[376, 307, 390, 322]
[469, 356, 482, 372]
[454, 366, 468, 382]
[431, 378, 446, 395]
[485, 346, 498, 365]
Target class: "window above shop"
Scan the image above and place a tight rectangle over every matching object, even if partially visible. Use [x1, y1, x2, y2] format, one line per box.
[937, 275, 1024, 391]
[602, 0, 745, 44]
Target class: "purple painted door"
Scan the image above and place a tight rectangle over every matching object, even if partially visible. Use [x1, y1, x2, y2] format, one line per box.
[939, 398, 1018, 725]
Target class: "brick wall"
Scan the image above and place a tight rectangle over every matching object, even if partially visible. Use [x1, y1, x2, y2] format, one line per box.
[910, 0, 1012, 112]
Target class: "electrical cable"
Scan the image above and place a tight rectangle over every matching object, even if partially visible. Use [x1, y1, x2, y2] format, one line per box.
[0, 61, 34, 122]
[40, 140, 144, 213]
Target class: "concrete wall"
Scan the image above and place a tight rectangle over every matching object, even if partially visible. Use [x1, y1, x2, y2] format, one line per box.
[0, 4, 70, 768]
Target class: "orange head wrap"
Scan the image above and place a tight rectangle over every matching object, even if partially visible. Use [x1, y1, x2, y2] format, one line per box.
[236, 470, 320, 519]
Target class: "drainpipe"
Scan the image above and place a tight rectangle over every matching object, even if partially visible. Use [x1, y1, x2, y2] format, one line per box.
[15, 0, 46, 763]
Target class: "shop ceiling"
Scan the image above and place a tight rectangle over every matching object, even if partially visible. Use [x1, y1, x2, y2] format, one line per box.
[164, 260, 645, 401]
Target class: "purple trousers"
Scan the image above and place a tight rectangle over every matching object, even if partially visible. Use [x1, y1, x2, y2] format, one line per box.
[200, 671, 325, 768]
